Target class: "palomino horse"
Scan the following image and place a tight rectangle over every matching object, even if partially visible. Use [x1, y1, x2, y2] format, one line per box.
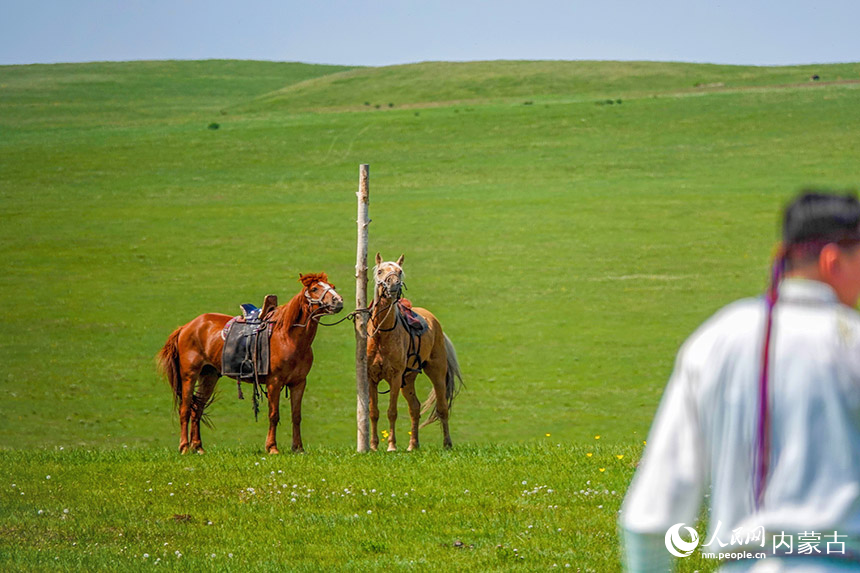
[367, 253, 463, 451]
[157, 273, 343, 454]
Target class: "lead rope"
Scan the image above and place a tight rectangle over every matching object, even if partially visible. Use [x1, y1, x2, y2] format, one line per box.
[755, 247, 785, 509]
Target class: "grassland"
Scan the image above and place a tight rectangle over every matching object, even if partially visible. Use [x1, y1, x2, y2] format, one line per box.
[1, 59, 859, 570]
[1, 444, 729, 572]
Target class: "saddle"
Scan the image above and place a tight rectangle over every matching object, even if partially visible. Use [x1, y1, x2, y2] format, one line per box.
[397, 298, 428, 336]
[398, 298, 428, 378]
[221, 295, 278, 380]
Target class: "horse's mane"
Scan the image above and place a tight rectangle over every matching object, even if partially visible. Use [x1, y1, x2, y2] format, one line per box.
[299, 272, 330, 288]
[270, 301, 295, 329]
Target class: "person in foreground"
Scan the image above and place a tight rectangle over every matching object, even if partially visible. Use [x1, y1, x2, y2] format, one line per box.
[620, 191, 860, 572]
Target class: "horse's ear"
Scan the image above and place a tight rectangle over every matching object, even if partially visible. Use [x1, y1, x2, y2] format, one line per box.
[396, 254, 404, 266]
[375, 252, 382, 266]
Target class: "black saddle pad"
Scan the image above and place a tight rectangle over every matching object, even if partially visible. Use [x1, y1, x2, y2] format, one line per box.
[221, 319, 270, 379]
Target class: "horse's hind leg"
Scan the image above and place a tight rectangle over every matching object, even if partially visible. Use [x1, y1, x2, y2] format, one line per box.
[289, 379, 306, 453]
[189, 367, 219, 454]
[401, 373, 421, 451]
[178, 372, 197, 454]
[423, 359, 452, 449]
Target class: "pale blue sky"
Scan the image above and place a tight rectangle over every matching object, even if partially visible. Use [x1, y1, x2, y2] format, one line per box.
[1, 1, 858, 67]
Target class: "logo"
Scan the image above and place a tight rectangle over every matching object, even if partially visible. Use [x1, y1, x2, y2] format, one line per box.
[665, 523, 700, 558]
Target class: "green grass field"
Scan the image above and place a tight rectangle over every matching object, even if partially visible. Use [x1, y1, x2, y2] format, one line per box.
[2, 59, 859, 570]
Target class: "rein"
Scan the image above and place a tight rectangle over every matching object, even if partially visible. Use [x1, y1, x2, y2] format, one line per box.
[368, 297, 398, 336]
[291, 308, 328, 328]
[317, 307, 372, 327]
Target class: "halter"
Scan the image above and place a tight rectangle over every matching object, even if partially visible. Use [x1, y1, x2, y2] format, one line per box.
[304, 282, 338, 310]
[374, 263, 405, 299]
[368, 263, 405, 337]
[293, 282, 340, 328]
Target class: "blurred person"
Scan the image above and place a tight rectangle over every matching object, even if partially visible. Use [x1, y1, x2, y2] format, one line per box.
[620, 191, 860, 572]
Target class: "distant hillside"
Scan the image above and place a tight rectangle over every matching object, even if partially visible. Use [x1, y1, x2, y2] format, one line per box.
[4, 60, 858, 125]
[243, 60, 860, 113]
[0, 60, 356, 126]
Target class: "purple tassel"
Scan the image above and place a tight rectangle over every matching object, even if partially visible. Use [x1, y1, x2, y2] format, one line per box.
[755, 250, 785, 509]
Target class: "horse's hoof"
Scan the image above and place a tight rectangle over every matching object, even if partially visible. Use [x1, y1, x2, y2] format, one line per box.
[267, 447, 281, 455]
[370, 444, 378, 452]
[292, 448, 305, 454]
[179, 445, 189, 455]
[387, 445, 397, 452]
[443, 441, 453, 450]
[407, 444, 419, 452]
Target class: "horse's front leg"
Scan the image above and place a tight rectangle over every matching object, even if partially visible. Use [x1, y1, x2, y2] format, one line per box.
[387, 373, 402, 451]
[369, 380, 380, 451]
[265, 380, 283, 454]
[289, 379, 306, 453]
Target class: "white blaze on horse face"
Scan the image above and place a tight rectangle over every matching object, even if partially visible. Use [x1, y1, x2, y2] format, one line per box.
[306, 281, 336, 304]
[320, 282, 337, 302]
[315, 282, 330, 300]
[318, 282, 343, 311]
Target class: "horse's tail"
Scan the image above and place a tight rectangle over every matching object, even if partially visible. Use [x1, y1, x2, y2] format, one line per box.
[156, 327, 183, 411]
[421, 334, 464, 427]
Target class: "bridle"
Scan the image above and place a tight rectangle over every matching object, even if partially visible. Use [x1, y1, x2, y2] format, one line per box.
[368, 264, 405, 337]
[293, 282, 340, 327]
[375, 263, 405, 299]
[305, 282, 338, 309]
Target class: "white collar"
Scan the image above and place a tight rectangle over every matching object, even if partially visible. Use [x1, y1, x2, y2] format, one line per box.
[778, 278, 840, 304]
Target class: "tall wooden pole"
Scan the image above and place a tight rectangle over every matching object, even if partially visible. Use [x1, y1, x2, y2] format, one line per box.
[355, 164, 371, 452]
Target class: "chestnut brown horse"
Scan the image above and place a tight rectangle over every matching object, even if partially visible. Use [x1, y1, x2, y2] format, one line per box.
[157, 273, 343, 454]
[367, 253, 463, 451]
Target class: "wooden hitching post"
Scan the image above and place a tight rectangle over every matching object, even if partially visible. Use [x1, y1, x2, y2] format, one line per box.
[355, 164, 371, 452]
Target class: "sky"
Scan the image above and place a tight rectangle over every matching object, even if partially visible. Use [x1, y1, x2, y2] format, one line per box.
[1, 1, 858, 68]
